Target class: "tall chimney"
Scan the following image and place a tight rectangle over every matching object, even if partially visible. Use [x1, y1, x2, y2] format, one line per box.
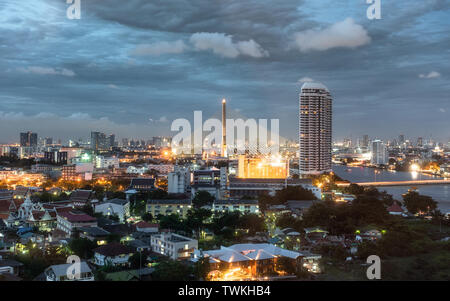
[221, 98, 227, 157]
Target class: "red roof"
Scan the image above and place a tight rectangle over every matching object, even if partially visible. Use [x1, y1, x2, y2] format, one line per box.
[58, 211, 97, 223]
[135, 221, 159, 228]
[387, 203, 403, 213]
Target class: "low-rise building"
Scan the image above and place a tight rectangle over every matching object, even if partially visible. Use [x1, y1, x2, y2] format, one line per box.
[94, 199, 130, 222]
[192, 243, 322, 280]
[212, 199, 259, 214]
[44, 262, 94, 281]
[135, 221, 159, 233]
[93, 242, 134, 267]
[56, 211, 97, 237]
[95, 156, 120, 169]
[128, 178, 155, 192]
[151, 233, 198, 260]
[79, 226, 110, 245]
[147, 199, 191, 218]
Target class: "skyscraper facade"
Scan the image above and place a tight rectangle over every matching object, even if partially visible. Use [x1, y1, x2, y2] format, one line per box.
[20, 131, 38, 148]
[370, 139, 388, 165]
[299, 82, 332, 176]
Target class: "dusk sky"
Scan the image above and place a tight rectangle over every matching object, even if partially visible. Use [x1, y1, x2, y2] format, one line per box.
[0, 0, 449, 144]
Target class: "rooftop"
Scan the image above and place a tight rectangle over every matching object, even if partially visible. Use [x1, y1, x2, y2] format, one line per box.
[94, 242, 133, 257]
[301, 82, 329, 92]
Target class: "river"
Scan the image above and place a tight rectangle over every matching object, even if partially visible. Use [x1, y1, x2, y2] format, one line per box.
[332, 165, 450, 213]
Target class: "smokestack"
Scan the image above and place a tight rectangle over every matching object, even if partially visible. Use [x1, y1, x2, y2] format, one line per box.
[221, 98, 227, 157]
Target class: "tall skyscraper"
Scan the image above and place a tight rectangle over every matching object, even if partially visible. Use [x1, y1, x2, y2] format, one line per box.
[370, 139, 388, 165]
[362, 135, 369, 148]
[299, 82, 332, 176]
[91, 131, 109, 151]
[221, 98, 227, 157]
[417, 137, 423, 147]
[20, 131, 38, 148]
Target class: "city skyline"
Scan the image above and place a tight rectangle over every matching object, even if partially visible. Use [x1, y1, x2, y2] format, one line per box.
[1, 1, 449, 143]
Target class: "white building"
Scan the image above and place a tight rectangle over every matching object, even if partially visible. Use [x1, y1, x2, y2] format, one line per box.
[370, 140, 388, 165]
[299, 82, 332, 175]
[94, 199, 130, 222]
[151, 233, 198, 260]
[95, 156, 119, 169]
[212, 199, 259, 214]
[168, 168, 191, 194]
[44, 262, 94, 281]
[126, 166, 148, 175]
[147, 164, 174, 175]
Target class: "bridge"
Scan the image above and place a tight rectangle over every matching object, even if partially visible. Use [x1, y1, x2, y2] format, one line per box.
[336, 179, 450, 187]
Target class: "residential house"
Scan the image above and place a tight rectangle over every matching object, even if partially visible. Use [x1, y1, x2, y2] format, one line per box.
[57, 211, 97, 237]
[44, 262, 94, 281]
[93, 242, 134, 267]
[135, 221, 159, 233]
[79, 226, 110, 245]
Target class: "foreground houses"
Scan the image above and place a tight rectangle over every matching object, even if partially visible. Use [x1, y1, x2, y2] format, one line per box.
[93, 242, 134, 267]
[44, 262, 94, 281]
[151, 233, 198, 260]
[192, 243, 321, 280]
[135, 221, 159, 233]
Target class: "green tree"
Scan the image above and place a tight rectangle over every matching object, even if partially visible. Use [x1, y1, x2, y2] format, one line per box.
[68, 237, 97, 259]
[152, 260, 193, 281]
[186, 208, 212, 237]
[192, 191, 215, 208]
[403, 191, 437, 215]
[274, 186, 317, 203]
[141, 212, 153, 222]
[128, 252, 148, 269]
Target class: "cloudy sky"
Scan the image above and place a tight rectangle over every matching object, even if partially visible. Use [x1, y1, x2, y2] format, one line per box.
[0, 0, 449, 144]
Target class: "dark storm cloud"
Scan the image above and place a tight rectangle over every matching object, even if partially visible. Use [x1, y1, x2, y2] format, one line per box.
[0, 0, 449, 143]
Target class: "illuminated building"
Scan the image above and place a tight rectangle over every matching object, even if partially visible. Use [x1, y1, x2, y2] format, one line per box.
[95, 156, 119, 169]
[168, 167, 191, 194]
[192, 243, 322, 280]
[299, 82, 332, 175]
[221, 98, 227, 157]
[146, 199, 191, 218]
[94, 199, 130, 222]
[228, 177, 320, 199]
[370, 140, 388, 165]
[213, 199, 259, 214]
[151, 233, 198, 260]
[191, 168, 227, 199]
[237, 155, 289, 179]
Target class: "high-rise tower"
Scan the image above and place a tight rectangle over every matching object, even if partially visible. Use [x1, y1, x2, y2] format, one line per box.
[221, 98, 227, 157]
[299, 82, 332, 175]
